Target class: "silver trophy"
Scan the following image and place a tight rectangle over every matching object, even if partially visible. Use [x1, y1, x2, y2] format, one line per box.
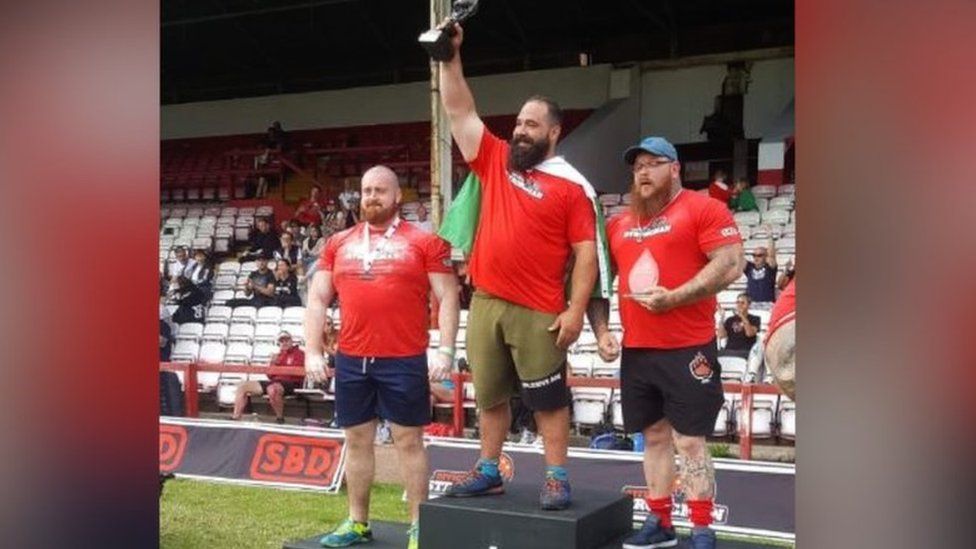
[418, 0, 480, 61]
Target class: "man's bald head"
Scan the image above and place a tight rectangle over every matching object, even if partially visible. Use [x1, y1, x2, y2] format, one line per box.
[361, 165, 400, 190]
[360, 165, 401, 226]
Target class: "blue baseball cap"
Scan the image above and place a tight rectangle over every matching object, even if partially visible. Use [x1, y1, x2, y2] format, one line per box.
[623, 136, 679, 164]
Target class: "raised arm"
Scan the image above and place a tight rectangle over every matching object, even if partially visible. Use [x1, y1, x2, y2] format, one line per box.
[439, 22, 485, 162]
[428, 272, 460, 381]
[304, 270, 336, 383]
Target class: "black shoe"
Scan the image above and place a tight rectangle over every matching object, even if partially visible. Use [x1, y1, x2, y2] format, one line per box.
[275, 417, 285, 424]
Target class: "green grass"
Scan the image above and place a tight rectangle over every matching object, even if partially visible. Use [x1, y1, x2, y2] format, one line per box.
[160, 479, 408, 549]
[161, 478, 793, 548]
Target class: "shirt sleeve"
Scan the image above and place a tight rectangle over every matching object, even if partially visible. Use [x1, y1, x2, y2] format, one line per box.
[750, 314, 762, 330]
[698, 198, 742, 254]
[320, 234, 338, 271]
[566, 186, 596, 244]
[467, 130, 506, 183]
[424, 234, 454, 274]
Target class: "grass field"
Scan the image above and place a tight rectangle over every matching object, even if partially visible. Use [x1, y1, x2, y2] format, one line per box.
[161, 478, 793, 548]
[160, 479, 409, 548]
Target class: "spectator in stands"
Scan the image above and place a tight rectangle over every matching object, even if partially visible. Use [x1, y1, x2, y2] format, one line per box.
[340, 199, 359, 229]
[274, 231, 303, 272]
[412, 204, 433, 232]
[273, 259, 303, 307]
[240, 216, 278, 262]
[707, 170, 731, 205]
[227, 254, 276, 308]
[322, 199, 345, 236]
[265, 121, 289, 152]
[716, 294, 761, 355]
[294, 185, 325, 227]
[170, 276, 207, 325]
[744, 238, 778, 307]
[159, 318, 172, 362]
[301, 225, 326, 271]
[167, 246, 196, 283]
[728, 177, 758, 212]
[777, 257, 795, 291]
[187, 249, 213, 298]
[231, 331, 306, 424]
[338, 179, 360, 212]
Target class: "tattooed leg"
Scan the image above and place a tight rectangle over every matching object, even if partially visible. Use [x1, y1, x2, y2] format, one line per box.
[672, 432, 716, 499]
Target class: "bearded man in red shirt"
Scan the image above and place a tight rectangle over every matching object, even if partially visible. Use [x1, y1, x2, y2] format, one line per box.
[436, 21, 599, 511]
[587, 137, 745, 549]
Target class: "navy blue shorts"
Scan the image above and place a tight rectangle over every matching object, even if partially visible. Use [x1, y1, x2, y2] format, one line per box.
[334, 351, 431, 428]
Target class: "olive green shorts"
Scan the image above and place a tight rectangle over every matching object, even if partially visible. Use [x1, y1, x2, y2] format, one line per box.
[466, 291, 568, 410]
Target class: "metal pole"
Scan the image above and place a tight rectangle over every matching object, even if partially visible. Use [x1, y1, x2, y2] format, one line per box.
[430, 0, 452, 230]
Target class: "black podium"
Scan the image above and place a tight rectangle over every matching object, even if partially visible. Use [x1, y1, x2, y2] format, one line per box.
[419, 483, 633, 549]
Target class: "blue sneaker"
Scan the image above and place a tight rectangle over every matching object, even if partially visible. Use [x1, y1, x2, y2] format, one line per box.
[689, 526, 716, 549]
[443, 468, 504, 497]
[539, 473, 571, 510]
[621, 515, 677, 548]
[319, 518, 372, 547]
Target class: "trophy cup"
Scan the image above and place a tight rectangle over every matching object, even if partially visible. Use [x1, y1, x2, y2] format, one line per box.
[418, 0, 480, 61]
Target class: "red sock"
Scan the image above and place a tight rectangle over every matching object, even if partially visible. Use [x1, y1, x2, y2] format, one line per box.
[687, 499, 714, 528]
[645, 497, 673, 528]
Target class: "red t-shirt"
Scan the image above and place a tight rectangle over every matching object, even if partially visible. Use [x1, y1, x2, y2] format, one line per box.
[468, 131, 596, 314]
[269, 346, 306, 385]
[708, 180, 731, 204]
[766, 278, 796, 342]
[607, 190, 742, 349]
[320, 220, 453, 357]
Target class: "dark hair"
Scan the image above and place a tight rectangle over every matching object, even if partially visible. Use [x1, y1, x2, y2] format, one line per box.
[737, 293, 752, 303]
[524, 95, 563, 126]
[276, 258, 291, 268]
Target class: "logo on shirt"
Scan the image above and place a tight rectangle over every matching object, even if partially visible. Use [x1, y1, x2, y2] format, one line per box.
[341, 241, 407, 264]
[720, 226, 739, 237]
[507, 171, 545, 199]
[688, 352, 714, 383]
[623, 218, 672, 241]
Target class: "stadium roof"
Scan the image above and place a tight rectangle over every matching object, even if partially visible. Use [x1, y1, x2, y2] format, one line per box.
[162, 0, 793, 105]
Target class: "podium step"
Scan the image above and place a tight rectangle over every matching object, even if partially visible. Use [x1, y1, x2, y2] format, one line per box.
[420, 483, 632, 549]
[283, 520, 408, 549]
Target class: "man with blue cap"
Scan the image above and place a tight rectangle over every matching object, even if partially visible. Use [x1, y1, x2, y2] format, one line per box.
[586, 136, 745, 549]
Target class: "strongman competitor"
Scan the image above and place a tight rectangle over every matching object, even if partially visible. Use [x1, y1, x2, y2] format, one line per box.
[764, 278, 796, 400]
[587, 137, 745, 549]
[438, 22, 599, 510]
[304, 166, 459, 549]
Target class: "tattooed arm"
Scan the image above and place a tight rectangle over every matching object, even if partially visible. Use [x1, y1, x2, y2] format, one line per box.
[633, 243, 745, 313]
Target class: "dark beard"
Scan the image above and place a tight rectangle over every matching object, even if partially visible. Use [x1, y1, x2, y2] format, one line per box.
[507, 136, 550, 172]
[362, 202, 398, 224]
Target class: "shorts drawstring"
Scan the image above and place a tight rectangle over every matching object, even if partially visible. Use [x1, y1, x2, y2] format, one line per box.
[362, 356, 375, 374]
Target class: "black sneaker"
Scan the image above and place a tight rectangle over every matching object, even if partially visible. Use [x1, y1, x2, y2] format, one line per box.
[275, 417, 285, 424]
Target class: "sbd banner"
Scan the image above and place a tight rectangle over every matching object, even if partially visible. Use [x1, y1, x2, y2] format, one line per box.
[160, 417, 347, 492]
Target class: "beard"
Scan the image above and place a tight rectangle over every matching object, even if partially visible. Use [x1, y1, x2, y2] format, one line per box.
[507, 135, 550, 172]
[629, 172, 674, 219]
[362, 200, 398, 225]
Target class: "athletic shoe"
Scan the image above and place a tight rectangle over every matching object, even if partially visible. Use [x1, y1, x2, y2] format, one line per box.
[275, 417, 286, 424]
[319, 518, 372, 547]
[443, 467, 504, 497]
[406, 522, 419, 549]
[621, 514, 677, 548]
[689, 526, 716, 549]
[539, 473, 571, 510]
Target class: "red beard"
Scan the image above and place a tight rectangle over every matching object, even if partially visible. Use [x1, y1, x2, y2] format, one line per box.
[363, 202, 398, 224]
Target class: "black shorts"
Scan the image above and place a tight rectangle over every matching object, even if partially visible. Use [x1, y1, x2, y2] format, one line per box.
[334, 351, 431, 428]
[621, 340, 724, 436]
[259, 380, 298, 396]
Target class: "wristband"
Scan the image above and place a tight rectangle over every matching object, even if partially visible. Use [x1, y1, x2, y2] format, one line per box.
[437, 345, 456, 359]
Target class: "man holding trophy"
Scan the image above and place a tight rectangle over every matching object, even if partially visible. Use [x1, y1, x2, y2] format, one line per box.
[432, 14, 601, 511]
[587, 137, 744, 549]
